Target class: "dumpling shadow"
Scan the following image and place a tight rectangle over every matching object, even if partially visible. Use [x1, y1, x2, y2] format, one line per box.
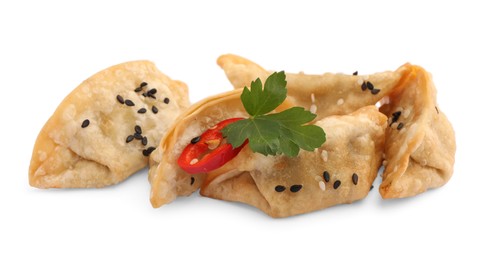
[377, 187, 440, 208]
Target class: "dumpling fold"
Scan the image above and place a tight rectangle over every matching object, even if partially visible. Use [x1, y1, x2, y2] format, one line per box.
[217, 54, 409, 120]
[149, 86, 387, 217]
[29, 61, 190, 188]
[379, 64, 456, 198]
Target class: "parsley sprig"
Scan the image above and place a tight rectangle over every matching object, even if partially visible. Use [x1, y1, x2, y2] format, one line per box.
[221, 71, 326, 156]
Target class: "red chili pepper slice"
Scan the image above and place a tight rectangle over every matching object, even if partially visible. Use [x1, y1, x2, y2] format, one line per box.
[177, 118, 247, 174]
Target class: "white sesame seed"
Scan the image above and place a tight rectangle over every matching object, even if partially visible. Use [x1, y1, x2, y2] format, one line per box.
[382, 160, 388, 166]
[403, 109, 411, 118]
[314, 176, 323, 182]
[391, 123, 398, 129]
[420, 159, 427, 166]
[337, 98, 344, 105]
[321, 150, 328, 162]
[311, 93, 316, 103]
[190, 158, 199, 165]
[319, 181, 326, 191]
[310, 104, 317, 114]
[357, 78, 364, 85]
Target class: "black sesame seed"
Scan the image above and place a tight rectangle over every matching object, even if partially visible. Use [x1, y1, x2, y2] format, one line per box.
[371, 88, 380, 95]
[81, 119, 90, 128]
[142, 136, 148, 146]
[275, 185, 286, 192]
[134, 133, 142, 140]
[361, 81, 367, 91]
[146, 89, 157, 99]
[397, 122, 404, 130]
[370, 185, 374, 191]
[435, 106, 439, 114]
[352, 173, 359, 185]
[392, 111, 401, 122]
[125, 99, 135, 106]
[137, 108, 147, 114]
[142, 146, 156, 156]
[116, 95, 125, 104]
[135, 125, 142, 134]
[191, 136, 201, 144]
[290, 184, 302, 193]
[134, 87, 143, 92]
[164, 97, 170, 104]
[353, 71, 358, 76]
[152, 105, 158, 114]
[140, 82, 148, 87]
[142, 93, 147, 97]
[323, 171, 330, 183]
[333, 180, 341, 189]
[190, 177, 195, 185]
[366, 81, 374, 90]
[126, 135, 134, 143]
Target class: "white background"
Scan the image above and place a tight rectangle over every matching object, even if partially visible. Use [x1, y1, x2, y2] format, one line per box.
[1, 0, 498, 259]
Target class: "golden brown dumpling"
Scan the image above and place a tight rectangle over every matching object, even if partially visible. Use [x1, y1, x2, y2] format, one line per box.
[379, 64, 456, 198]
[29, 61, 190, 188]
[148, 83, 386, 216]
[149, 90, 245, 207]
[200, 106, 386, 217]
[217, 54, 409, 121]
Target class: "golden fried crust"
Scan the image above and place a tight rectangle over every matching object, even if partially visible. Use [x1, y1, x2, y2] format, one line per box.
[379, 65, 456, 198]
[148, 88, 297, 208]
[29, 61, 189, 188]
[148, 57, 456, 216]
[149, 90, 244, 207]
[201, 106, 387, 218]
[217, 54, 409, 121]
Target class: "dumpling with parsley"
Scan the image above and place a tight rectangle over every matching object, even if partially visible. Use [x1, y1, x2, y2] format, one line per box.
[29, 61, 190, 188]
[217, 54, 409, 121]
[149, 72, 386, 218]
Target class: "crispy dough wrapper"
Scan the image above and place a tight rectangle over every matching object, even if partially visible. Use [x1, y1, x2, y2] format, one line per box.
[29, 61, 190, 188]
[148, 84, 386, 215]
[379, 64, 456, 198]
[217, 54, 409, 120]
[149, 89, 295, 207]
[201, 106, 387, 217]
[149, 90, 245, 207]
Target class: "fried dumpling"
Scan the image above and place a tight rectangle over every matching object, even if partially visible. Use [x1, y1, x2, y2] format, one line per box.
[149, 90, 246, 207]
[148, 84, 387, 216]
[29, 61, 190, 188]
[379, 64, 456, 198]
[201, 106, 386, 217]
[217, 54, 409, 120]
[148, 87, 298, 207]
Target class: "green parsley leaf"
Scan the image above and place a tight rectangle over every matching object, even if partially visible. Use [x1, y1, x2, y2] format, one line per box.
[266, 107, 326, 153]
[223, 117, 281, 155]
[222, 73, 327, 157]
[240, 71, 287, 116]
